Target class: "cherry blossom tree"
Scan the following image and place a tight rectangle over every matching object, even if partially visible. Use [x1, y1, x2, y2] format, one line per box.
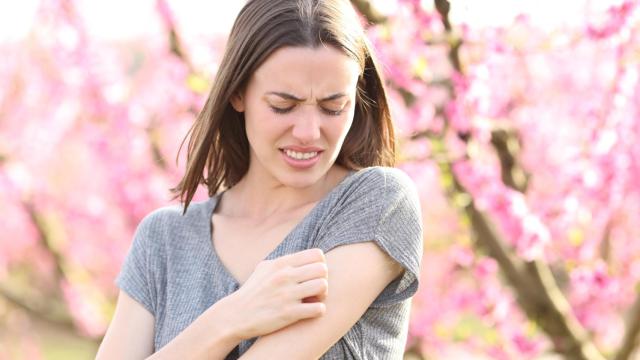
[355, 0, 640, 359]
[0, 0, 217, 356]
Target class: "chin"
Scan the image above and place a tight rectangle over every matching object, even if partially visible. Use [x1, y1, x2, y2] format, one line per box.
[276, 167, 327, 189]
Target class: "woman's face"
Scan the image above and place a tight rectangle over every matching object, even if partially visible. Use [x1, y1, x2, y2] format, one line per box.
[231, 45, 361, 188]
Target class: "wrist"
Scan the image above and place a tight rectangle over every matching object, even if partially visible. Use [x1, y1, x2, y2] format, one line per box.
[205, 293, 245, 348]
[146, 294, 244, 360]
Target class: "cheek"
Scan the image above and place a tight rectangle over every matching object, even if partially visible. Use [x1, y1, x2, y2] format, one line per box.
[328, 115, 354, 149]
[244, 104, 274, 143]
[338, 110, 356, 137]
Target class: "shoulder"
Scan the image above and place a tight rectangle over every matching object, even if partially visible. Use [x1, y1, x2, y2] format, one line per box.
[134, 198, 211, 236]
[325, 166, 421, 225]
[348, 166, 419, 202]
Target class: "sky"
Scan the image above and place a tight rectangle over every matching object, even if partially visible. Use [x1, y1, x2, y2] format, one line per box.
[0, 0, 627, 43]
[0, 0, 244, 43]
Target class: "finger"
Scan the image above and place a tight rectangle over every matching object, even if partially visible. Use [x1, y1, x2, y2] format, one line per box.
[277, 248, 325, 267]
[291, 301, 326, 320]
[296, 261, 329, 279]
[293, 262, 328, 283]
[296, 262, 329, 302]
[319, 286, 328, 301]
[302, 295, 320, 303]
[303, 287, 328, 302]
[294, 278, 328, 300]
[316, 282, 328, 302]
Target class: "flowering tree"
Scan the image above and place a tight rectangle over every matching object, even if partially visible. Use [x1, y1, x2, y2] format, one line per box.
[0, 0, 217, 356]
[1, 0, 638, 359]
[358, 0, 640, 359]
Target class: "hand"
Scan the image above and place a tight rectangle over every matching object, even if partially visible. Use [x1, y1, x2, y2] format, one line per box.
[228, 248, 329, 340]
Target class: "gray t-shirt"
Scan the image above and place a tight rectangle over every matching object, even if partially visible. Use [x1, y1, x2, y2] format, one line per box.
[115, 166, 423, 359]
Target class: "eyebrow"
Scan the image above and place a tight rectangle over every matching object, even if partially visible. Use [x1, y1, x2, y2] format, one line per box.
[266, 91, 347, 102]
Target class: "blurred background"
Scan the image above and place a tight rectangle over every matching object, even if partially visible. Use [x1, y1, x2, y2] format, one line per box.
[1, 0, 639, 359]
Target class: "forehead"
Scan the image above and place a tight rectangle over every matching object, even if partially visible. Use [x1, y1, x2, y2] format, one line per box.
[250, 46, 361, 95]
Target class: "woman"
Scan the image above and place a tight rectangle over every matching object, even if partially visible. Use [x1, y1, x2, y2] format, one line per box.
[97, 0, 423, 358]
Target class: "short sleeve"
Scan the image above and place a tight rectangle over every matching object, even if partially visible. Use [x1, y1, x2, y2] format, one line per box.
[114, 213, 157, 316]
[313, 167, 424, 307]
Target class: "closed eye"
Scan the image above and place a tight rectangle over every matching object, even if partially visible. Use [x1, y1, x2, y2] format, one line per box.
[270, 105, 295, 114]
[320, 108, 344, 116]
[269, 105, 345, 116]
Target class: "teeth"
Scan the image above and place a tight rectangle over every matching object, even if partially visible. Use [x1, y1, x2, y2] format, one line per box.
[283, 149, 318, 160]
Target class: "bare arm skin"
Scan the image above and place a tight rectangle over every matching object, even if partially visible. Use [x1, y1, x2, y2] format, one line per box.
[95, 290, 156, 360]
[95, 290, 241, 360]
[96, 248, 329, 360]
[239, 241, 404, 359]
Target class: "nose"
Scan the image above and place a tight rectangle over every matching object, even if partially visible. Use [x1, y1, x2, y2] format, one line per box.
[291, 107, 321, 144]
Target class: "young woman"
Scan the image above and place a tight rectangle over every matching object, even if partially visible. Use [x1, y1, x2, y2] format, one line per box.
[96, 0, 423, 359]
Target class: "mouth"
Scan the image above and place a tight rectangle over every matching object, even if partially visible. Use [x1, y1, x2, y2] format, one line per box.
[279, 148, 323, 169]
[279, 148, 323, 160]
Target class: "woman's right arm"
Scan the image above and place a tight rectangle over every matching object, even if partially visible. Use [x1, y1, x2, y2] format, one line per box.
[96, 289, 241, 360]
[96, 248, 329, 359]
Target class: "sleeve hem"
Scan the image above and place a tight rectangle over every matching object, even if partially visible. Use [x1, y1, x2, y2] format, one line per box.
[369, 233, 420, 308]
[314, 236, 420, 308]
[369, 176, 419, 307]
[114, 278, 155, 316]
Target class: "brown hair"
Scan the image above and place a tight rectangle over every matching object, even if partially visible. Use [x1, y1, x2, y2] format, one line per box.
[170, 0, 396, 214]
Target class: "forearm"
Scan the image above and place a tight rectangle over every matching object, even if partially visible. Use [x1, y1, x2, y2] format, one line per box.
[146, 295, 243, 360]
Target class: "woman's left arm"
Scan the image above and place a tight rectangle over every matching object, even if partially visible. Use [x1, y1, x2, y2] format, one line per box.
[238, 240, 403, 359]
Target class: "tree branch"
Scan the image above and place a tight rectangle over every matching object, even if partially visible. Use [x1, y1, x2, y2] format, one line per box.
[350, 0, 386, 25]
[614, 290, 640, 360]
[489, 128, 530, 192]
[443, 159, 606, 359]
[431, 0, 606, 358]
[0, 284, 75, 333]
[22, 201, 68, 285]
[155, 0, 194, 71]
[404, 342, 426, 360]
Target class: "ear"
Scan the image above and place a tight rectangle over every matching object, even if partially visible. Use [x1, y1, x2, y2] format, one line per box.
[230, 92, 245, 112]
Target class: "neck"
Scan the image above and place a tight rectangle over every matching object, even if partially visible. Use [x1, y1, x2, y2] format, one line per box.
[218, 164, 350, 219]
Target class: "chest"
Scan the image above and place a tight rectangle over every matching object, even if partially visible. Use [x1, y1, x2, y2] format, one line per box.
[210, 205, 315, 286]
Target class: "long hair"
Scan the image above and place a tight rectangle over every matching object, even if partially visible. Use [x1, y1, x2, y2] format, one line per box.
[170, 0, 396, 214]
